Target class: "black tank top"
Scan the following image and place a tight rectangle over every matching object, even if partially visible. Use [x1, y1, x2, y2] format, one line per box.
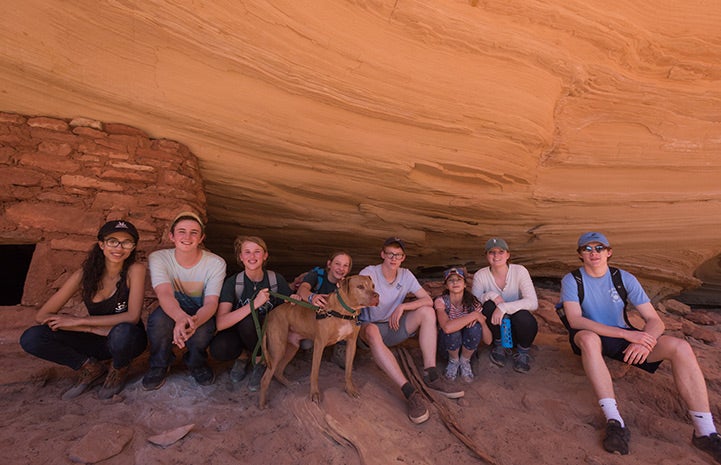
[84, 272, 130, 316]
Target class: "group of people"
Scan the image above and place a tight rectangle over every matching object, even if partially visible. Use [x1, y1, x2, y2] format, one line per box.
[18, 213, 721, 462]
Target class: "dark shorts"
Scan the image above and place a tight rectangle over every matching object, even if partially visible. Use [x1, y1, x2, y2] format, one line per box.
[364, 313, 416, 348]
[569, 328, 663, 374]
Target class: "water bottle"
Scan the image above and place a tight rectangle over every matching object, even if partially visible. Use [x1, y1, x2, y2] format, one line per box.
[500, 315, 513, 348]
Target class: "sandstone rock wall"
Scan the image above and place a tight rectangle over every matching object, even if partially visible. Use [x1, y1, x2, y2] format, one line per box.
[0, 112, 206, 306]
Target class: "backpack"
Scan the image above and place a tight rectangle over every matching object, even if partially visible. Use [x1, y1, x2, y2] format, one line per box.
[235, 270, 278, 304]
[310, 266, 325, 292]
[556, 266, 637, 331]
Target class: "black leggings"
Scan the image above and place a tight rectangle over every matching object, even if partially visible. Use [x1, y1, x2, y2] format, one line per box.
[481, 300, 538, 348]
[209, 314, 264, 361]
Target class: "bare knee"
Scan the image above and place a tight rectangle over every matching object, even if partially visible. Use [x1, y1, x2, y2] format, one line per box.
[575, 330, 602, 352]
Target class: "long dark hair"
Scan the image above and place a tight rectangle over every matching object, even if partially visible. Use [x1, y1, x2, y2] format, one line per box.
[80, 242, 137, 303]
[441, 287, 478, 310]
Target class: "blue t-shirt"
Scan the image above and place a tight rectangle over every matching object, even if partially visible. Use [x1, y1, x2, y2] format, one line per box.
[560, 267, 650, 328]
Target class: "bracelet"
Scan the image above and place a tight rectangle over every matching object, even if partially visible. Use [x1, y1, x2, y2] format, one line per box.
[308, 293, 315, 304]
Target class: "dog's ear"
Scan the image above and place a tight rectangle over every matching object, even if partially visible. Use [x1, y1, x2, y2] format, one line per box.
[340, 275, 353, 295]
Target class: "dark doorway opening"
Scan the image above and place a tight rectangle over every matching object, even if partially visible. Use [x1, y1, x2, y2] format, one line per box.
[0, 244, 36, 305]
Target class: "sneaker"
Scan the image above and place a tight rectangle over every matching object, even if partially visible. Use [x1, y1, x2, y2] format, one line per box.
[407, 391, 430, 424]
[142, 366, 169, 391]
[229, 358, 249, 383]
[489, 344, 507, 367]
[424, 374, 464, 399]
[513, 352, 531, 373]
[603, 419, 630, 455]
[331, 342, 346, 369]
[459, 358, 474, 384]
[692, 432, 721, 463]
[190, 364, 215, 386]
[97, 366, 129, 399]
[444, 358, 460, 381]
[62, 358, 107, 400]
[248, 363, 266, 392]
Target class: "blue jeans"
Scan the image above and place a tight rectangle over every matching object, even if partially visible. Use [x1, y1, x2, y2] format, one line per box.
[20, 322, 147, 370]
[146, 292, 216, 369]
[439, 322, 483, 352]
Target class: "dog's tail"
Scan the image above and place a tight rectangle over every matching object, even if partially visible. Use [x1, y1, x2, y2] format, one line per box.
[261, 330, 273, 371]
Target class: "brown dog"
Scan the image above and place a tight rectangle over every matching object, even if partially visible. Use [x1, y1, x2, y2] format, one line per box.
[258, 274, 379, 408]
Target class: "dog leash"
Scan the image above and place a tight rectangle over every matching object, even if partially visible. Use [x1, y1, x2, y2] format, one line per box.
[249, 289, 361, 365]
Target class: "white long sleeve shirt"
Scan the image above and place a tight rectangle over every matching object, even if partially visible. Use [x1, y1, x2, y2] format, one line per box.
[471, 264, 538, 315]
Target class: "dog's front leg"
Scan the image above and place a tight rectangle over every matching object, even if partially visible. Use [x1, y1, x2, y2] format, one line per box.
[309, 337, 325, 403]
[343, 331, 360, 398]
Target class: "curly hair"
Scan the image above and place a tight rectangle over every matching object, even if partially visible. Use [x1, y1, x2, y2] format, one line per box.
[80, 243, 137, 303]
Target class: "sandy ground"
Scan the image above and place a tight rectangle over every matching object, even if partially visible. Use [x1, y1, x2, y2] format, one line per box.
[1, 287, 720, 465]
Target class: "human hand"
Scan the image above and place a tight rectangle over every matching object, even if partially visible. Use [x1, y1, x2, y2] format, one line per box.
[623, 342, 651, 365]
[389, 305, 404, 331]
[311, 294, 328, 309]
[252, 288, 270, 310]
[173, 315, 197, 348]
[625, 330, 657, 351]
[491, 307, 505, 326]
[43, 314, 82, 331]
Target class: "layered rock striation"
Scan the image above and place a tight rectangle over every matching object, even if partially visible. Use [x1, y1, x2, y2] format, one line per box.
[1, 1, 721, 299]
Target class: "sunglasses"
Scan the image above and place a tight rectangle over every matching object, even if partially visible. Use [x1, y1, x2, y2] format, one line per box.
[579, 245, 608, 253]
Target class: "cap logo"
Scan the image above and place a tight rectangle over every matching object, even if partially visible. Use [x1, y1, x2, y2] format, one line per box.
[115, 221, 129, 229]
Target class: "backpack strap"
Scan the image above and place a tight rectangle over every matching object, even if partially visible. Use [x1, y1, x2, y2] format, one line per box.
[559, 266, 636, 331]
[267, 270, 278, 292]
[235, 271, 246, 306]
[311, 266, 325, 292]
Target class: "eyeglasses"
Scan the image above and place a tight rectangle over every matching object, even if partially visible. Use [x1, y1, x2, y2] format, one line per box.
[579, 245, 608, 254]
[105, 238, 136, 249]
[383, 251, 405, 260]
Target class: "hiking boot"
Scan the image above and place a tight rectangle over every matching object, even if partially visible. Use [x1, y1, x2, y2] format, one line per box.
[97, 365, 129, 399]
[190, 364, 215, 386]
[331, 342, 346, 369]
[407, 391, 430, 424]
[513, 352, 531, 373]
[142, 366, 169, 391]
[230, 358, 249, 383]
[424, 374, 464, 399]
[444, 358, 460, 381]
[603, 419, 630, 455]
[489, 344, 507, 367]
[62, 358, 107, 400]
[692, 432, 721, 463]
[248, 363, 266, 392]
[459, 358, 474, 384]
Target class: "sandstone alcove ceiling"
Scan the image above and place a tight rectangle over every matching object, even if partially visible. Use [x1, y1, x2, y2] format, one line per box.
[2, 0, 721, 299]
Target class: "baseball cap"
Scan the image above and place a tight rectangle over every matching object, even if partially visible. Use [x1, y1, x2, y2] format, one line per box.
[485, 237, 509, 252]
[443, 267, 466, 281]
[97, 220, 139, 242]
[383, 236, 406, 252]
[171, 211, 205, 233]
[577, 232, 610, 248]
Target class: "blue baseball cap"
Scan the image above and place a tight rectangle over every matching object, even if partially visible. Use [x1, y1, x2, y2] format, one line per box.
[577, 232, 610, 248]
[443, 267, 466, 281]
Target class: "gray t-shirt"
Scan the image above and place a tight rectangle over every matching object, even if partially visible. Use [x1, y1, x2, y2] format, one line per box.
[359, 264, 422, 323]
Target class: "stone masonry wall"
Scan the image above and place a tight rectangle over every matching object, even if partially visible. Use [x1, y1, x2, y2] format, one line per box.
[0, 112, 207, 307]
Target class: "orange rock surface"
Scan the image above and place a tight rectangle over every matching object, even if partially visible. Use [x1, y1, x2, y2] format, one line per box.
[1, 1, 721, 297]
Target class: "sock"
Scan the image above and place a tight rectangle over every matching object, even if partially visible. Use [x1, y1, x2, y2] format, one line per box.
[690, 410, 717, 437]
[517, 345, 530, 355]
[599, 398, 624, 427]
[401, 382, 415, 400]
[460, 355, 470, 364]
[493, 339, 502, 347]
[424, 367, 439, 382]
